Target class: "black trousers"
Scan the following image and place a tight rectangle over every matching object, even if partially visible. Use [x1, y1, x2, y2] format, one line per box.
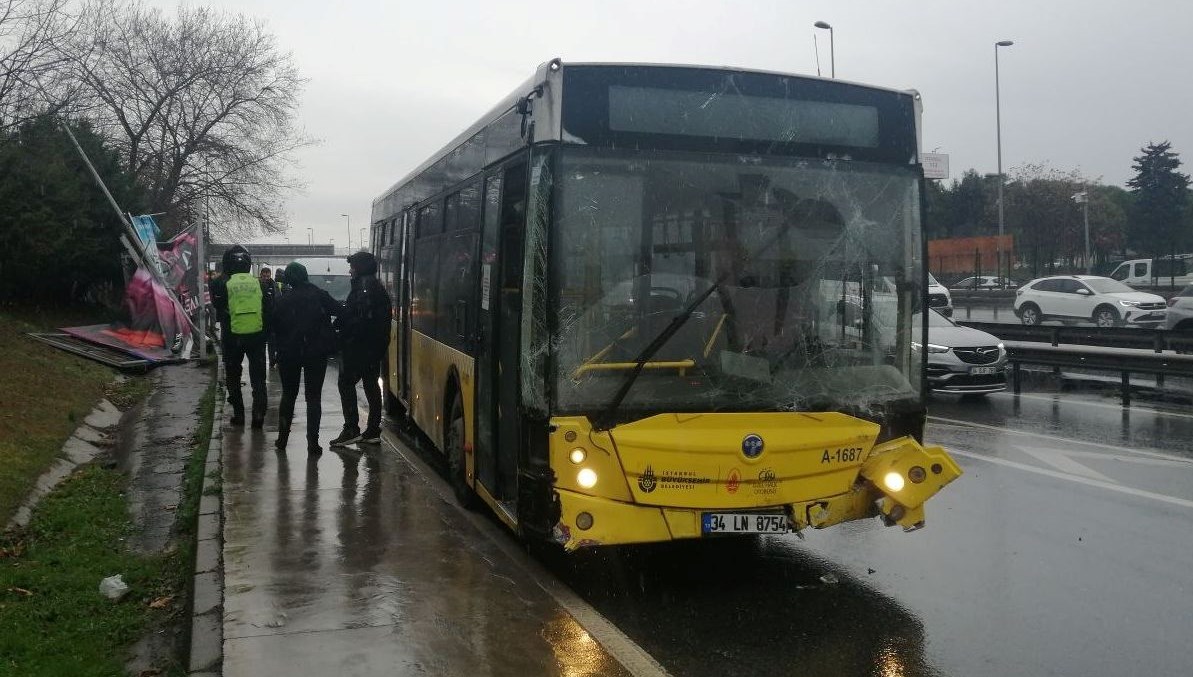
[337, 355, 381, 433]
[224, 331, 267, 418]
[278, 354, 329, 442]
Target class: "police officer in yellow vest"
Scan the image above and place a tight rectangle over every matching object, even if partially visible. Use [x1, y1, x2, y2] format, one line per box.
[210, 245, 272, 427]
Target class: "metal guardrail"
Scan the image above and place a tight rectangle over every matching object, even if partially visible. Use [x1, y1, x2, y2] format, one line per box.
[1003, 340, 1193, 405]
[956, 320, 1193, 353]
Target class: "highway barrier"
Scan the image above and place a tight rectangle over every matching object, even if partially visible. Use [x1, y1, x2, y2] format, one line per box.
[1002, 341, 1193, 405]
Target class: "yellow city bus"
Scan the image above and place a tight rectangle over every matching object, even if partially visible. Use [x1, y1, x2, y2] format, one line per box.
[371, 60, 961, 550]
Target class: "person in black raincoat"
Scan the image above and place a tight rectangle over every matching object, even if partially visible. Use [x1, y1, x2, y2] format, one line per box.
[329, 251, 391, 446]
[272, 261, 343, 454]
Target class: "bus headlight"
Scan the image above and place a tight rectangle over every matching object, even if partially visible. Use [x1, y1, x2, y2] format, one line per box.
[569, 448, 587, 464]
[577, 468, 598, 489]
[883, 472, 905, 492]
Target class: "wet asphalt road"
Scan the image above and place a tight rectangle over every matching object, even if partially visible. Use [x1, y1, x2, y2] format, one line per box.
[544, 389, 1193, 677]
[219, 361, 1193, 677]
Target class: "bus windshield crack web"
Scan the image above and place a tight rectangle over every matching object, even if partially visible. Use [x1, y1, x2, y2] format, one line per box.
[551, 148, 922, 421]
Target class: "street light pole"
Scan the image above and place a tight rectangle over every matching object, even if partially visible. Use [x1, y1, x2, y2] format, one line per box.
[1073, 189, 1091, 273]
[814, 22, 834, 78]
[995, 40, 1013, 285]
[341, 213, 350, 251]
[360, 228, 366, 251]
[307, 227, 313, 246]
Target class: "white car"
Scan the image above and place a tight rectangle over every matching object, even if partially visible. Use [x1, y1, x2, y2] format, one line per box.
[1013, 275, 1167, 328]
[921, 310, 1007, 395]
[927, 273, 953, 317]
[1166, 285, 1193, 331]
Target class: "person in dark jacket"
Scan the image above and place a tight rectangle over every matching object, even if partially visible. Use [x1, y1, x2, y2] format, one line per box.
[259, 267, 279, 368]
[329, 251, 392, 446]
[209, 245, 272, 427]
[272, 262, 342, 453]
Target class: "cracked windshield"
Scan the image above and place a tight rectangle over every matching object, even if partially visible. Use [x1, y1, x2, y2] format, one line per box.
[1, 1, 1190, 676]
[555, 150, 921, 416]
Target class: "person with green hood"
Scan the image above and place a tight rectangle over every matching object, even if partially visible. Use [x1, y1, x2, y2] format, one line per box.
[271, 261, 344, 453]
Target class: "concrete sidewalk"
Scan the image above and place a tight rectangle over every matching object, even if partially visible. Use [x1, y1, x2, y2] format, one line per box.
[219, 361, 631, 676]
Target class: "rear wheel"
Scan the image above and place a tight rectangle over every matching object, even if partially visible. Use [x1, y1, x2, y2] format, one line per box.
[445, 392, 476, 509]
[1093, 305, 1120, 327]
[1019, 303, 1042, 325]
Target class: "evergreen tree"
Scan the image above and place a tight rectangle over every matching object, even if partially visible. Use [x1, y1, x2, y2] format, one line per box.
[1127, 141, 1190, 257]
[0, 115, 146, 306]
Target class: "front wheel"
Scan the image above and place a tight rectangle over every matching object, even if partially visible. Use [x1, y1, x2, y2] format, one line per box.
[1093, 306, 1120, 327]
[445, 393, 477, 509]
[1019, 304, 1042, 326]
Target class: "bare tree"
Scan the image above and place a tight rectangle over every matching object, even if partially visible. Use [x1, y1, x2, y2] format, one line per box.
[0, 0, 78, 128]
[67, 1, 311, 236]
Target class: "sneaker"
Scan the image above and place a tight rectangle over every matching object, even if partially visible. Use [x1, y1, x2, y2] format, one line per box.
[274, 433, 288, 450]
[230, 413, 245, 426]
[308, 442, 323, 455]
[329, 428, 361, 447]
[359, 429, 382, 444]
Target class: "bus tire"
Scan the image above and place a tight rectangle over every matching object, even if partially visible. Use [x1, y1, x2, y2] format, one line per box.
[445, 392, 477, 510]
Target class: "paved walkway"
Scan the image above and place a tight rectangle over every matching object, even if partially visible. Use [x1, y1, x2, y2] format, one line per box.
[220, 361, 630, 676]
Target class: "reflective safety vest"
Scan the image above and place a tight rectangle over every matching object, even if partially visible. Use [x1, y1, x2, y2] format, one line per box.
[226, 272, 263, 335]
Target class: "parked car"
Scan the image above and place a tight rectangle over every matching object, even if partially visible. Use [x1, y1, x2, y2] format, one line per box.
[927, 273, 953, 317]
[920, 309, 1007, 395]
[1013, 275, 1167, 327]
[950, 276, 1018, 290]
[1166, 285, 1193, 331]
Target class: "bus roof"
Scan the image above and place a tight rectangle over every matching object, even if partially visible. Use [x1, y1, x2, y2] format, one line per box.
[371, 60, 920, 213]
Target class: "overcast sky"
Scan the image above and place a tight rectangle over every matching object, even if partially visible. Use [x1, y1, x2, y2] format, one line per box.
[155, 0, 1193, 247]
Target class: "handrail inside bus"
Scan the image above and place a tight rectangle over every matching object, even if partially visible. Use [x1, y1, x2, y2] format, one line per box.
[572, 360, 696, 378]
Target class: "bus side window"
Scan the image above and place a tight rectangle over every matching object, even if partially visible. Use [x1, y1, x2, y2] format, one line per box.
[1134, 262, 1148, 278]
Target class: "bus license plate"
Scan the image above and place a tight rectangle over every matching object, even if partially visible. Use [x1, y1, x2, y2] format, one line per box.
[702, 513, 789, 535]
[970, 366, 998, 375]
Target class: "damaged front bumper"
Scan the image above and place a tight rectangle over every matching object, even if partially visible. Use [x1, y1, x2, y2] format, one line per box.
[550, 436, 962, 551]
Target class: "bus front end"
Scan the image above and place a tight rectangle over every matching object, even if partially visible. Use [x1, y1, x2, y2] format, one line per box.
[548, 413, 960, 550]
[535, 65, 962, 549]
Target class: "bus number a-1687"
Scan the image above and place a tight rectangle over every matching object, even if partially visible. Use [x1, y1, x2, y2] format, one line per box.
[821, 447, 862, 464]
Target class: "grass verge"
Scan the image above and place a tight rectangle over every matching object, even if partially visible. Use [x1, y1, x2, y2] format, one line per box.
[0, 309, 143, 525]
[0, 467, 176, 676]
[0, 370, 216, 677]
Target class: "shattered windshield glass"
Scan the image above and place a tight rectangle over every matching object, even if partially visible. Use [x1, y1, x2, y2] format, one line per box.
[553, 147, 923, 416]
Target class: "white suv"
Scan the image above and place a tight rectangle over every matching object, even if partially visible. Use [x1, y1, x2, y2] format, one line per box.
[1014, 275, 1167, 327]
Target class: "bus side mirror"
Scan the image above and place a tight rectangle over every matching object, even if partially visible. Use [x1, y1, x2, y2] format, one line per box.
[516, 96, 532, 115]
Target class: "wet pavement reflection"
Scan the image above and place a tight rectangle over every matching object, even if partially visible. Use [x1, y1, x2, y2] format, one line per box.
[221, 361, 1193, 677]
[220, 362, 629, 677]
[538, 387, 1193, 677]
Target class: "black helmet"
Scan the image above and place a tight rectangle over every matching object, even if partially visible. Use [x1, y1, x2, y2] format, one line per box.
[346, 250, 378, 276]
[222, 244, 252, 274]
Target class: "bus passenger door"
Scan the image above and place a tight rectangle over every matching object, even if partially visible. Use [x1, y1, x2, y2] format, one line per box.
[475, 162, 527, 505]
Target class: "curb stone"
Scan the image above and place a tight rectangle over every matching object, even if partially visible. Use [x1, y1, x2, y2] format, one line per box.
[189, 360, 224, 675]
[4, 395, 120, 532]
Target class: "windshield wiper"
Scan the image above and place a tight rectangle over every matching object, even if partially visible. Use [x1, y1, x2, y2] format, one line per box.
[591, 213, 809, 431]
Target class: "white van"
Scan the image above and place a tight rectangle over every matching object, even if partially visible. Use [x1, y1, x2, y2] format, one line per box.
[1108, 257, 1193, 288]
[292, 257, 352, 302]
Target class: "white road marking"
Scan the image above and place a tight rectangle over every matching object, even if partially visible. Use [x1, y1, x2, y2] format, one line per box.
[999, 391, 1193, 421]
[1059, 449, 1193, 468]
[950, 449, 1193, 511]
[1016, 445, 1117, 483]
[381, 434, 672, 677]
[928, 415, 1193, 465]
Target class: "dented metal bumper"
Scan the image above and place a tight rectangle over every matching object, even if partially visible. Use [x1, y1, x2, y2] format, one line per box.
[549, 433, 962, 551]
